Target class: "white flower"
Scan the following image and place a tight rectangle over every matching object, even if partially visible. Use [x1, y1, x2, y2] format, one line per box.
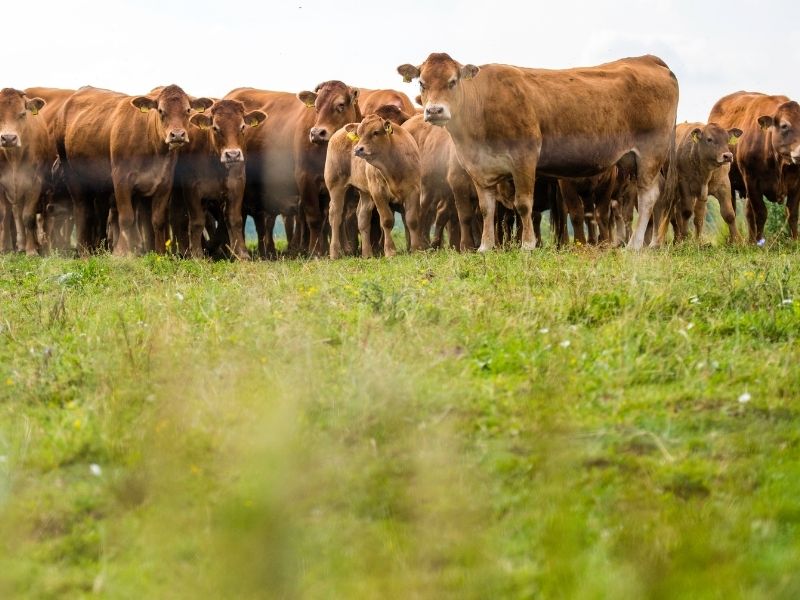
[0, 455, 7, 464]
[687, 323, 695, 330]
[175, 292, 185, 302]
[782, 299, 793, 306]
[689, 296, 700, 305]
[89, 464, 102, 477]
[560, 340, 571, 349]
[539, 328, 549, 334]
[757, 239, 766, 248]
[738, 392, 752, 405]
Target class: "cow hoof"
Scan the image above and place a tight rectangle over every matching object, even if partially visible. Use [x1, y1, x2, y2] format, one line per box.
[477, 244, 492, 253]
[521, 241, 536, 251]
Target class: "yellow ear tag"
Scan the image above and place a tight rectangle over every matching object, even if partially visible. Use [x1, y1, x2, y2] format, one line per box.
[729, 136, 739, 146]
[196, 106, 206, 113]
[347, 132, 359, 142]
[403, 75, 412, 83]
[305, 100, 315, 108]
[385, 123, 393, 135]
[30, 107, 39, 116]
[691, 132, 700, 143]
[139, 106, 150, 113]
[248, 118, 259, 127]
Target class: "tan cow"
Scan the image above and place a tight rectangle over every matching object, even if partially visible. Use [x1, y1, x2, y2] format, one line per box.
[397, 53, 679, 251]
[660, 122, 742, 242]
[709, 92, 800, 242]
[56, 85, 213, 255]
[175, 100, 267, 259]
[0, 89, 51, 255]
[325, 114, 423, 258]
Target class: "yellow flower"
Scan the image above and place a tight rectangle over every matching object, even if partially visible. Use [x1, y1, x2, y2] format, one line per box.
[73, 419, 82, 430]
[165, 238, 172, 249]
[190, 464, 202, 476]
[5, 378, 12, 386]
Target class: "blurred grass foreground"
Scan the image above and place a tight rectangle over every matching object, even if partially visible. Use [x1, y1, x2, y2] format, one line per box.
[1, 241, 800, 598]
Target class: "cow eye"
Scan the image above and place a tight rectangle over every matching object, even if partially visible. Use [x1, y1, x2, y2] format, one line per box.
[18, 111, 26, 118]
[186, 108, 191, 114]
[336, 104, 344, 112]
[448, 80, 457, 89]
[419, 82, 426, 91]
[240, 124, 246, 133]
[213, 125, 221, 134]
[158, 108, 165, 116]
[707, 138, 712, 143]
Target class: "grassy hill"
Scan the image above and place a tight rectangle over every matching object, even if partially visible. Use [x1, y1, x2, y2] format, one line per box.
[1, 242, 799, 598]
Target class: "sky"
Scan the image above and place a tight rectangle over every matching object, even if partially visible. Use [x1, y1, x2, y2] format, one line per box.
[10, 1, 800, 123]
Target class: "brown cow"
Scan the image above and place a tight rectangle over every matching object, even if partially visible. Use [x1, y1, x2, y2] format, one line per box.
[325, 114, 423, 258]
[660, 122, 742, 242]
[24, 87, 75, 253]
[174, 100, 267, 259]
[226, 83, 414, 256]
[709, 92, 800, 242]
[559, 168, 619, 246]
[56, 85, 213, 255]
[0, 89, 50, 255]
[397, 53, 679, 251]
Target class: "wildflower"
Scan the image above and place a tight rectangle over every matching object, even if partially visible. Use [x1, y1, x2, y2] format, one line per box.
[73, 419, 82, 430]
[190, 464, 202, 476]
[689, 296, 700, 305]
[738, 392, 752, 405]
[757, 239, 766, 248]
[175, 292, 185, 302]
[781, 298, 793, 306]
[560, 340, 571, 349]
[539, 328, 549, 334]
[5, 378, 12, 386]
[687, 322, 695, 331]
[165, 238, 172, 250]
[89, 464, 102, 477]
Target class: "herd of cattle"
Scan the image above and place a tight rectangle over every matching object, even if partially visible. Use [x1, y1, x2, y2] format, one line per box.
[1, 52, 799, 259]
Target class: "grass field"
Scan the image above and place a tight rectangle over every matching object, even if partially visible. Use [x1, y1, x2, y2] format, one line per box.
[1, 228, 800, 598]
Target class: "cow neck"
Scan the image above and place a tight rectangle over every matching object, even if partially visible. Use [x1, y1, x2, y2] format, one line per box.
[444, 81, 484, 147]
[353, 99, 363, 123]
[370, 138, 413, 194]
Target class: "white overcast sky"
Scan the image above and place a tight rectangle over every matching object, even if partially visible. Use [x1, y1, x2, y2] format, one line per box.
[12, 0, 800, 123]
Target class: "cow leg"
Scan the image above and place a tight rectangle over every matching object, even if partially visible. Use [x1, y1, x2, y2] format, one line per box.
[475, 184, 499, 252]
[150, 190, 171, 255]
[224, 177, 249, 261]
[0, 197, 12, 252]
[184, 186, 205, 259]
[297, 177, 324, 257]
[629, 179, 661, 250]
[432, 196, 450, 249]
[560, 182, 586, 245]
[693, 196, 708, 241]
[404, 189, 424, 252]
[744, 181, 766, 243]
[22, 184, 43, 257]
[112, 185, 139, 256]
[327, 183, 347, 259]
[357, 193, 375, 258]
[373, 193, 397, 257]
[450, 176, 476, 252]
[786, 185, 800, 240]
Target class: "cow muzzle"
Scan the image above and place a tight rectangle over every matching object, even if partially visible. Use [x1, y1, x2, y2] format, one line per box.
[721, 152, 734, 164]
[424, 104, 451, 125]
[166, 129, 188, 149]
[0, 133, 20, 148]
[354, 146, 369, 158]
[221, 148, 244, 165]
[309, 127, 329, 145]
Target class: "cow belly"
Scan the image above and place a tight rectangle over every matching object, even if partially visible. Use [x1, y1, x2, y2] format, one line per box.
[538, 142, 629, 178]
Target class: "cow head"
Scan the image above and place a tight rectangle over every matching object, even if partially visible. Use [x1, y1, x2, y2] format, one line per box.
[347, 114, 395, 163]
[397, 53, 479, 126]
[690, 123, 741, 166]
[0, 88, 45, 149]
[298, 81, 361, 145]
[131, 85, 214, 149]
[190, 99, 267, 166]
[758, 101, 800, 165]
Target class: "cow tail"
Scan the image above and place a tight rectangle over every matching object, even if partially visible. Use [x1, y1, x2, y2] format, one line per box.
[656, 124, 678, 245]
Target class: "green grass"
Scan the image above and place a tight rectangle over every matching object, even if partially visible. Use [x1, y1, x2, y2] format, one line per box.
[1, 242, 800, 599]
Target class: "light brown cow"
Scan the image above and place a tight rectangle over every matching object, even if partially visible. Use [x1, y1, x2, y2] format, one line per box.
[397, 53, 679, 251]
[24, 87, 75, 253]
[325, 114, 423, 259]
[709, 92, 800, 242]
[660, 122, 742, 242]
[0, 89, 51, 255]
[175, 100, 267, 259]
[56, 85, 213, 255]
[225, 83, 414, 256]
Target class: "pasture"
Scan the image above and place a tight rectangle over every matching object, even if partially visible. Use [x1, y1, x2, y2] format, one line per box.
[1, 221, 799, 598]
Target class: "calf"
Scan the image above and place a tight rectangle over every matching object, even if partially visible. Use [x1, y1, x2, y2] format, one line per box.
[0, 89, 51, 255]
[325, 114, 423, 258]
[661, 122, 742, 242]
[176, 100, 267, 259]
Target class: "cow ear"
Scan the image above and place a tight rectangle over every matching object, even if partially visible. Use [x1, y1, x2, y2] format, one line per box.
[131, 96, 158, 113]
[460, 64, 480, 80]
[728, 128, 743, 145]
[397, 64, 421, 83]
[189, 113, 213, 130]
[244, 110, 267, 128]
[26, 97, 45, 116]
[384, 120, 393, 135]
[414, 95, 422, 106]
[344, 123, 359, 142]
[758, 116, 774, 131]
[191, 97, 214, 113]
[690, 128, 702, 143]
[297, 91, 317, 108]
[349, 88, 360, 103]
